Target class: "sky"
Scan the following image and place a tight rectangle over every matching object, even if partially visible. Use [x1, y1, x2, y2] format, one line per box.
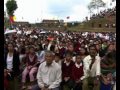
[4, 0, 116, 23]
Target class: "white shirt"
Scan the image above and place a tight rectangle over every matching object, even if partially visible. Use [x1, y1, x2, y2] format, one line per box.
[113, 82, 116, 90]
[105, 35, 109, 40]
[72, 56, 76, 62]
[7, 54, 13, 70]
[17, 30, 22, 34]
[37, 51, 45, 63]
[54, 60, 62, 68]
[19, 54, 25, 63]
[47, 43, 52, 51]
[37, 61, 61, 89]
[42, 44, 45, 49]
[75, 62, 82, 68]
[83, 55, 101, 78]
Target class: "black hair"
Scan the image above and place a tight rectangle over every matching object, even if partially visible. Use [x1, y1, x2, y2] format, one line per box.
[88, 44, 97, 51]
[55, 53, 60, 58]
[55, 53, 60, 56]
[75, 54, 81, 57]
[80, 47, 89, 55]
[65, 51, 73, 57]
[29, 45, 35, 49]
[7, 42, 15, 47]
[45, 50, 55, 56]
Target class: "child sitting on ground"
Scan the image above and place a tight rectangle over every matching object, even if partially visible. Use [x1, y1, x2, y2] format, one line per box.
[71, 54, 84, 90]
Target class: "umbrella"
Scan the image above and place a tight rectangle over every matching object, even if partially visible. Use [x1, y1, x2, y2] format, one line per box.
[40, 31, 47, 34]
[4, 29, 17, 34]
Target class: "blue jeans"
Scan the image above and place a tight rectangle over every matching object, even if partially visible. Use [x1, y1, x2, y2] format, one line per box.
[32, 84, 60, 90]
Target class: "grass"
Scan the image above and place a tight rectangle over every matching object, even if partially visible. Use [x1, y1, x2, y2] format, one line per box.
[67, 17, 116, 32]
[68, 27, 116, 32]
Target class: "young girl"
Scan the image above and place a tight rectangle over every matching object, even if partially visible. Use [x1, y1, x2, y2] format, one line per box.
[21, 46, 38, 89]
[61, 52, 74, 90]
[72, 55, 84, 90]
[54, 53, 62, 67]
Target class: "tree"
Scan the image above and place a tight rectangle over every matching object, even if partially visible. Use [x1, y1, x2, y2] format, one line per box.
[6, 0, 18, 28]
[112, 0, 116, 2]
[88, 5, 94, 18]
[4, 11, 9, 27]
[6, 0, 18, 16]
[88, 0, 106, 14]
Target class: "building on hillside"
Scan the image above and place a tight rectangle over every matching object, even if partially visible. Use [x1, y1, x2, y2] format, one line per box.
[40, 19, 64, 27]
[13, 22, 30, 27]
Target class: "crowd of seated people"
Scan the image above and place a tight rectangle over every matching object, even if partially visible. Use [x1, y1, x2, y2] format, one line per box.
[4, 26, 116, 90]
